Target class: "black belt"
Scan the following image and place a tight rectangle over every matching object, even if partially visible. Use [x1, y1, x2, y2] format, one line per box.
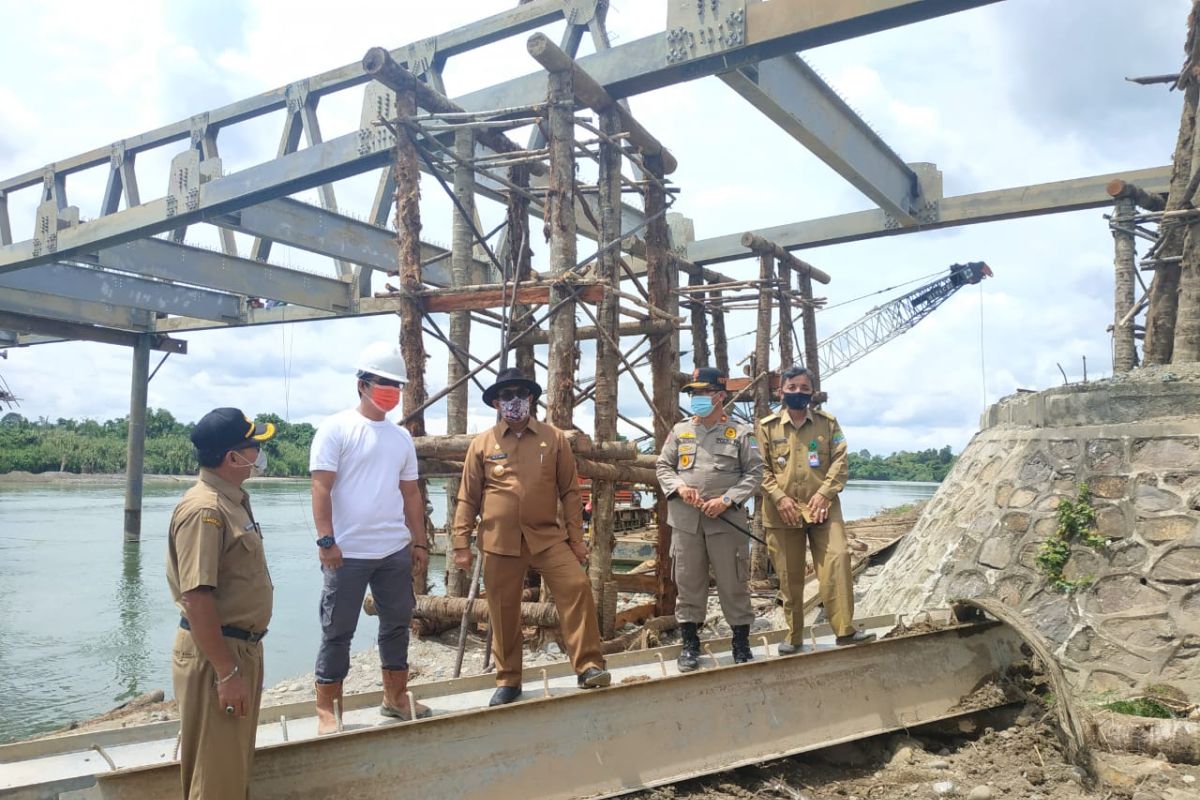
[179, 617, 267, 643]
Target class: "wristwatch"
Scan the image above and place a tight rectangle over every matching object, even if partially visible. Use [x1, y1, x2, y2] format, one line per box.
[722, 495, 733, 506]
[316, 535, 336, 549]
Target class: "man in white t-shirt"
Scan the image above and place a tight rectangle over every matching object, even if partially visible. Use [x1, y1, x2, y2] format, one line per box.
[309, 341, 432, 734]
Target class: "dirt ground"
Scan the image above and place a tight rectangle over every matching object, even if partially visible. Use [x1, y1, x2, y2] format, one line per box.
[630, 704, 1200, 800]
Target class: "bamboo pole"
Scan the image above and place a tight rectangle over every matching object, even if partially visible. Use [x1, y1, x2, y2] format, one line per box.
[544, 66, 578, 429]
[645, 153, 679, 616]
[444, 127, 475, 599]
[393, 87, 431, 596]
[1111, 194, 1139, 373]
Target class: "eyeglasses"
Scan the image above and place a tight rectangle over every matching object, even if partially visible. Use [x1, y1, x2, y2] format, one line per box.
[688, 388, 720, 397]
[371, 378, 402, 388]
[498, 388, 532, 401]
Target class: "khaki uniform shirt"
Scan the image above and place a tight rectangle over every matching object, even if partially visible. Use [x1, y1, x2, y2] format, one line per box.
[166, 469, 273, 633]
[656, 415, 764, 535]
[755, 408, 849, 529]
[452, 418, 584, 557]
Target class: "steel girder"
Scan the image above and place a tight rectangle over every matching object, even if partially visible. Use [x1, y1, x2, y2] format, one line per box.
[0, 286, 152, 330]
[0, 313, 187, 352]
[686, 165, 1173, 265]
[721, 55, 927, 225]
[0, 262, 242, 322]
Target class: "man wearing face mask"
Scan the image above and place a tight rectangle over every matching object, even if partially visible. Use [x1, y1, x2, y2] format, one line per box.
[452, 367, 610, 706]
[167, 407, 274, 799]
[756, 365, 874, 653]
[308, 341, 432, 734]
[656, 367, 764, 671]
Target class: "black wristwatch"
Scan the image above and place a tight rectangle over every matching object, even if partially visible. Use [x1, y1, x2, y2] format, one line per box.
[316, 535, 336, 549]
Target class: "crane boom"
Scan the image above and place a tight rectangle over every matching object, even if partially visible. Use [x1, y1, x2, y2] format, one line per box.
[818, 262, 992, 379]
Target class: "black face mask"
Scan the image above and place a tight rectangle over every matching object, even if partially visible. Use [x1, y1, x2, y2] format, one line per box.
[782, 391, 812, 410]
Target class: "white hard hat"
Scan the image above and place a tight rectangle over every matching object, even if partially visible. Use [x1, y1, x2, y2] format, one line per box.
[355, 341, 407, 384]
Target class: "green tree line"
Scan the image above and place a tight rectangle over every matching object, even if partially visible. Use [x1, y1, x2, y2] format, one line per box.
[847, 445, 956, 482]
[0, 411, 315, 477]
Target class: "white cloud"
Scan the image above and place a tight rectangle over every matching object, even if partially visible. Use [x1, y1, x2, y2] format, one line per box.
[0, 1, 1188, 457]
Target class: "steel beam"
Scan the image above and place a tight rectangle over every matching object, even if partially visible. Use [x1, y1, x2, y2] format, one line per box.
[0, 287, 152, 330]
[687, 165, 1173, 264]
[721, 55, 924, 223]
[0, 0, 576, 194]
[0, 312, 185, 352]
[50, 620, 1021, 799]
[0, 263, 241, 322]
[87, 239, 352, 312]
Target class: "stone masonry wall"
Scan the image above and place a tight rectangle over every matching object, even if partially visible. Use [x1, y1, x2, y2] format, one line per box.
[858, 370, 1200, 701]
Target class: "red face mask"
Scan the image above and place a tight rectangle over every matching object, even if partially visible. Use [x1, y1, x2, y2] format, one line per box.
[368, 384, 401, 413]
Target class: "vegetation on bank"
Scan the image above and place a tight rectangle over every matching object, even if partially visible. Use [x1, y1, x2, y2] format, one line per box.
[0, 412, 957, 482]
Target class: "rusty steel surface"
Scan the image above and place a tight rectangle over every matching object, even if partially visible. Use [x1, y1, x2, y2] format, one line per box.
[54, 620, 1022, 800]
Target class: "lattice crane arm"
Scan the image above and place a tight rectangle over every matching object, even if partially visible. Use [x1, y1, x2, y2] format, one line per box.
[817, 262, 992, 379]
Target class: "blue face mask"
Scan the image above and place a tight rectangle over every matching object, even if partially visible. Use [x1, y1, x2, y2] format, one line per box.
[689, 394, 715, 417]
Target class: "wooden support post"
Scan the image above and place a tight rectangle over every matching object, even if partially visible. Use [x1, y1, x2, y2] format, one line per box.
[688, 269, 711, 367]
[1111, 194, 1139, 373]
[444, 128, 475, 598]
[778, 260, 795, 370]
[750, 253, 775, 581]
[645, 154, 679, 617]
[544, 67, 578, 429]
[508, 165, 537, 380]
[711, 282, 730, 377]
[800, 272, 822, 393]
[393, 87, 431, 596]
[122, 334, 150, 543]
[589, 107, 622, 638]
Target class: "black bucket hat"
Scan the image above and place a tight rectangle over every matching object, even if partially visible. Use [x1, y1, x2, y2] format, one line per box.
[483, 367, 543, 406]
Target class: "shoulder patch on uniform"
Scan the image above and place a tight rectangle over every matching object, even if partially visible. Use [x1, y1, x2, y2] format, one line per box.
[723, 426, 737, 440]
[201, 514, 222, 527]
[748, 435, 759, 449]
[832, 432, 846, 445]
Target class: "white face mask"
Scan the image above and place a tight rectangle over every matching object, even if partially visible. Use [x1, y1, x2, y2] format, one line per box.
[232, 448, 267, 478]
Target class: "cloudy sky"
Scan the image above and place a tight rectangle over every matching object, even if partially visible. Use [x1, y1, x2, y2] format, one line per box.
[0, 0, 1187, 455]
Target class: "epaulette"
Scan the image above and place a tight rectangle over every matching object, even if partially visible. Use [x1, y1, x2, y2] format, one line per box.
[814, 408, 837, 421]
[759, 412, 780, 425]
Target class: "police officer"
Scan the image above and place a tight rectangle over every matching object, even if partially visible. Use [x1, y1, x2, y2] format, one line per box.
[656, 367, 764, 671]
[167, 408, 275, 799]
[452, 368, 610, 706]
[756, 366, 875, 653]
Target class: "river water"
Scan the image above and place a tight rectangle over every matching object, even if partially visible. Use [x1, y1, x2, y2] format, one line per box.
[0, 477, 935, 744]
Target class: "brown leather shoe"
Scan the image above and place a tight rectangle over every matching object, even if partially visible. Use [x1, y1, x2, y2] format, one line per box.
[315, 681, 343, 736]
[380, 669, 432, 721]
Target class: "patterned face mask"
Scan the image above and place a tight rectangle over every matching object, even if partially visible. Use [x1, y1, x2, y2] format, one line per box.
[499, 396, 531, 423]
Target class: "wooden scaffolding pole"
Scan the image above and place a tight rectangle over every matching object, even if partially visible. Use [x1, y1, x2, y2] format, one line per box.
[688, 269, 711, 367]
[778, 260, 795, 370]
[394, 86, 431, 596]
[444, 127, 475, 598]
[589, 107, 623, 638]
[543, 65, 578, 428]
[750, 252, 775, 581]
[800, 272, 822, 393]
[711, 282, 730, 376]
[508, 165, 537, 380]
[645, 153, 679, 616]
[1110, 193, 1139, 373]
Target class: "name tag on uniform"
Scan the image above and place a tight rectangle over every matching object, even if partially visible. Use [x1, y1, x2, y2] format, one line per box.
[808, 451, 821, 468]
[487, 452, 508, 460]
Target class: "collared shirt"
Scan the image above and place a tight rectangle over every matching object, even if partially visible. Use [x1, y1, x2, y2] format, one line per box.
[656, 414, 763, 534]
[452, 418, 584, 556]
[166, 468, 273, 632]
[755, 408, 849, 528]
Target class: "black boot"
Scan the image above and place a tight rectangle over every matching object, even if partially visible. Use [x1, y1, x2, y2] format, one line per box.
[677, 622, 701, 672]
[732, 624, 753, 664]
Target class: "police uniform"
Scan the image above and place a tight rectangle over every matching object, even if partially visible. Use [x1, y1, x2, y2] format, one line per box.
[656, 413, 764, 628]
[452, 369, 606, 696]
[167, 467, 272, 800]
[755, 407, 854, 643]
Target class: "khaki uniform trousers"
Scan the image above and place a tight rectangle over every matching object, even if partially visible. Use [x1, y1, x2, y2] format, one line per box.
[172, 629, 265, 800]
[766, 505, 855, 643]
[484, 538, 605, 687]
[670, 528, 753, 627]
